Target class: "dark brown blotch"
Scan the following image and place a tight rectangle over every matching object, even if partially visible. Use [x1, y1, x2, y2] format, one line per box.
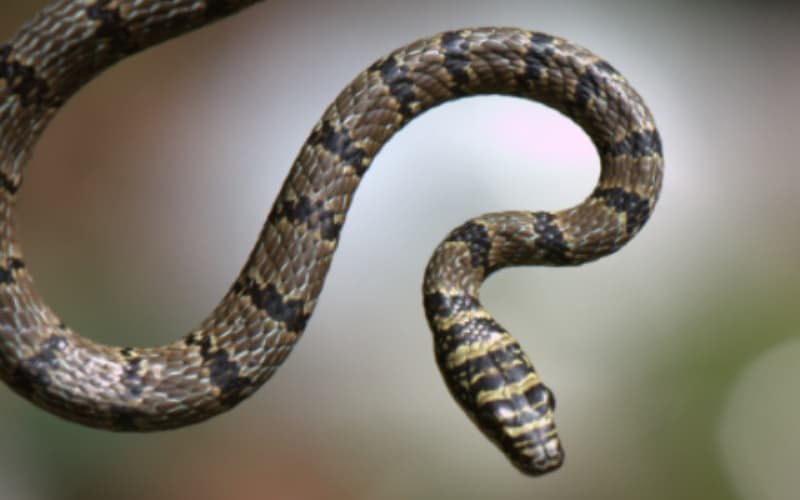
[198, 336, 251, 406]
[273, 195, 342, 241]
[574, 66, 606, 110]
[440, 31, 471, 94]
[517, 33, 556, 87]
[85, 0, 135, 53]
[593, 60, 621, 78]
[445, 220, 492, 271]
[0, 44, 52, 107]
[308, 121, 369, 176]
[601, 129, 662, 158]
[0, 257, 25, 284]
[592, 187, 651, 234]
[531, 212, 570, 264]
[423, 291, 481, 320]
[6, 335, 67, 395]
[232, 280, 310, 334]
[372, 56, 417, 120]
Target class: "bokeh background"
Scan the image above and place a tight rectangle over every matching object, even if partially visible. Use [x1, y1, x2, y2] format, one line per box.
[2, 1, 800, 499]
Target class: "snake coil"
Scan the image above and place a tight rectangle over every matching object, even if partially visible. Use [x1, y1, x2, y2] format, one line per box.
[0, 0, 662, 475]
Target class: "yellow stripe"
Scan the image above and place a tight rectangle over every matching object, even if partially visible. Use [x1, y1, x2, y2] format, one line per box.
[513, 429, 560, 453]
[433, 306, 492, 333]
[445, 334, 516, 368]
[475, 371, 541, 406]
[503, 415, 557, 439]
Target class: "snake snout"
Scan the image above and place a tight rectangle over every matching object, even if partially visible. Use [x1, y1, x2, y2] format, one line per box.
[486, 383, 564, 475]
[517, 445, 564, 475]
[507, 424, 564, 475]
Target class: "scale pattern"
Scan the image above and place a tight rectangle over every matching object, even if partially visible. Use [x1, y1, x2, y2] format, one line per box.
[0, 0, 663, 476]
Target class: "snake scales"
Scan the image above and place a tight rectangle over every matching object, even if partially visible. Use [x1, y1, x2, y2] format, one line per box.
[0, 0, 662, 476]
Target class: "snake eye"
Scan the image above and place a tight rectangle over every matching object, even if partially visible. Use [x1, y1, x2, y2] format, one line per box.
[520, 381, 556, 414]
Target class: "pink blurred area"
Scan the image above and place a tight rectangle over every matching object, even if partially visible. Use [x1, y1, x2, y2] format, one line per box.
[2, 1, 800, 499]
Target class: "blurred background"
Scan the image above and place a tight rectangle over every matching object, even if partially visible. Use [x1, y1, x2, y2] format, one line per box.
[2, 0, 800, 499]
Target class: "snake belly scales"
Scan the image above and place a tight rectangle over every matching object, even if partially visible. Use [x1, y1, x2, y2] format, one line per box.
[0, 0, 662, 476]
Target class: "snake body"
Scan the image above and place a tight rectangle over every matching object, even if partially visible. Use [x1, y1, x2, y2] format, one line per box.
[0, 0, 662, 476]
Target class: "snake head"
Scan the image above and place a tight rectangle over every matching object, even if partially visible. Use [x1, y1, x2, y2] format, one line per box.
[435, 328, 564, 475]
[489, 383, 563, 475]
[471, 377, 563, 475]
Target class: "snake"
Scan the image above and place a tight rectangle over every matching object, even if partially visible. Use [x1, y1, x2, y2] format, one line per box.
[0, 0, 663, 476]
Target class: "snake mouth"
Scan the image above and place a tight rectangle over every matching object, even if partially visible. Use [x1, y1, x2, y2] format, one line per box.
[509, 432, 564, 476]
[493, 401, 564, 475]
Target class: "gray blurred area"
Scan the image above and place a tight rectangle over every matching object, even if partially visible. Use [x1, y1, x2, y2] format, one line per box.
[2, 1, 800, 499]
